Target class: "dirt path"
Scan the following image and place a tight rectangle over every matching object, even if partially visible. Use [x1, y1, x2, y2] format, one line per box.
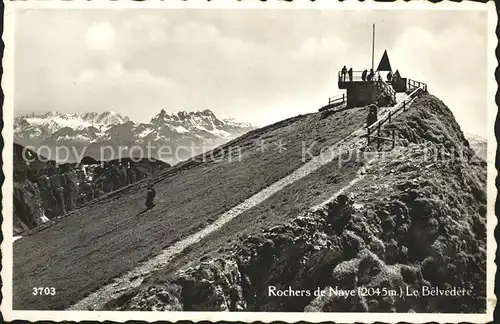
[68, 95, 414, 310]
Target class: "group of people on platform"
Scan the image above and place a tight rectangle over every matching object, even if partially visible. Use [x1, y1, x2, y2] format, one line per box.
[361, 69, 377, 82]
[340, 65, 400, 84]
[340, 66, 354, 82]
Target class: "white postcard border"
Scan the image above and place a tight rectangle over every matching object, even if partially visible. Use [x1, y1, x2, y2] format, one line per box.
[1, 0, 497, 322]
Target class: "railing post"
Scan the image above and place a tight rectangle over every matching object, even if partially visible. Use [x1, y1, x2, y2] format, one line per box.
[377, 127, 381, 150]
[403, 100, 406, 111]
[392, 129, 395, 149]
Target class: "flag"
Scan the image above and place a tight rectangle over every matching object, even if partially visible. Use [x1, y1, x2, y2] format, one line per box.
[377, 50, 392, 71]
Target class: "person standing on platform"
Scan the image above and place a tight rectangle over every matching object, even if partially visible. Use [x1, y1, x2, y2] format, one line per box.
[341, 65, 347, 81]
[367, 69, 375, 81]
[387, 71, 393, 82]
[361, 69, 368, 81]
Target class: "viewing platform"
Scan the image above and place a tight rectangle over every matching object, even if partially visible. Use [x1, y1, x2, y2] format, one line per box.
[337, 70, 426, 93]
[337, 70, 397, 109]
[320, 43, 428, 114]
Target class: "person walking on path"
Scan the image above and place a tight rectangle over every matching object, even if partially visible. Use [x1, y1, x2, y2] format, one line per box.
[366, 105, 378, 128]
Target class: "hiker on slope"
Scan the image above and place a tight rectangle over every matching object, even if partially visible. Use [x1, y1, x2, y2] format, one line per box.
[145, 184, 156, 210]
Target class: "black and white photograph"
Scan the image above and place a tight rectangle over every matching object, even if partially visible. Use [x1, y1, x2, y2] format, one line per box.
[1, 1, 496, 322]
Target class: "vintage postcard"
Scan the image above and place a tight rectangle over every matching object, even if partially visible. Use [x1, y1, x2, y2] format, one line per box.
[1, 0, 497, 322]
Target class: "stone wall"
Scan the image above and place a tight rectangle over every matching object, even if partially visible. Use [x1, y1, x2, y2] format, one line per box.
[346, 81, 396, 108]
[346, 83, 375, 108]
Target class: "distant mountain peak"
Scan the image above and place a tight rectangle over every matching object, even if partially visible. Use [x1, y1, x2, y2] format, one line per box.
[43, 111, 59, 118]
[150, 109, 220, 123]
[464, 132, 486, 143]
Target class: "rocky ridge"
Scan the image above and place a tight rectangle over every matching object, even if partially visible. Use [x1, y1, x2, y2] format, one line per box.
[104, 95, 487, 313]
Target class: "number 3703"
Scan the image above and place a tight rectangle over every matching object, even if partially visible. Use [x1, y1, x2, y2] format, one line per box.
[32, 287, 56, 296]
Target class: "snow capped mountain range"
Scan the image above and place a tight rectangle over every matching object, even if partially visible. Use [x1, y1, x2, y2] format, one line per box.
[464, 132, 487, 160]
[14, 110, 254, 163]
[15, 111, 130, 142]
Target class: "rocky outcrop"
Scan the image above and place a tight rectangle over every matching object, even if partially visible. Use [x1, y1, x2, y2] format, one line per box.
[110, 143, 485, 312]
[13, 144, 170, 235]
[374, 80, 397, 107]
[13, 181, 48, 235]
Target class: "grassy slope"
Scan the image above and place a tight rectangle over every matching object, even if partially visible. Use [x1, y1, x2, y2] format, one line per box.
[148, 152, 366, 282]
[14, 107, 368, 310]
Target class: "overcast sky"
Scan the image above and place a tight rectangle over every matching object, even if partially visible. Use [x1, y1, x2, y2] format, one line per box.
[15, 9, 488, 137]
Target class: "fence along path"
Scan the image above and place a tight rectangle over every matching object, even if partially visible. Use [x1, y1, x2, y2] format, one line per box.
[68, 82, 426, 311]
[366, 82, 428, 147]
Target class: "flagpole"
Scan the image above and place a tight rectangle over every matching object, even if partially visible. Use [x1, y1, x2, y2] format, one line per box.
[371, 23, 375, 71]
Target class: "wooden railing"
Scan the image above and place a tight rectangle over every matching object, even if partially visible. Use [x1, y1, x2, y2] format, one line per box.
[366, 86, 425, 147]
[407, 78, 427, 92]
[338, 70, 387, 83]
[328, 94, 345, 105]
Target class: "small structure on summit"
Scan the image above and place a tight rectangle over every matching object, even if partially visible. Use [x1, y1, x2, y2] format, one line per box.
[338, 26, 427, 108]
[377, 50, 392, 73]
[334, 25, 398, 108]
[320, 24, 428, 114]
[338, 49, 397, 109]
